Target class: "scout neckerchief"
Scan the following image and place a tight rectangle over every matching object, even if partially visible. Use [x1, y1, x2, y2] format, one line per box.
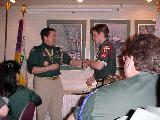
[44, 48, 54, 60]
[43, 47, 63, 66]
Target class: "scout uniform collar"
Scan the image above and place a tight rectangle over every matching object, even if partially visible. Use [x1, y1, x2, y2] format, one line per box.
[101, 38, 109, 46]
[42, 43, 54, 49]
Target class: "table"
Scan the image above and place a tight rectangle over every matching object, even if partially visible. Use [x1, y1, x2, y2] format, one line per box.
[62, 94, 83, 119]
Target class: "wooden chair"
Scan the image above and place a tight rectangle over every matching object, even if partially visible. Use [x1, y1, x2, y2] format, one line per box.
[18, 102, 35, 120]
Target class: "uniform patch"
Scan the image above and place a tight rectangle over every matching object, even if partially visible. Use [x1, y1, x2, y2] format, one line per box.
[41, 51, 47, 57]
[100, 45, 110, 58]
[100, 45, 113, 59]
[101, 46, 110, 53]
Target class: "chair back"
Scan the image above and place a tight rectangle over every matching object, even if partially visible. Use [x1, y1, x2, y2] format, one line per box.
[0, 116, 10, 120]
[18, 102, 35, 120]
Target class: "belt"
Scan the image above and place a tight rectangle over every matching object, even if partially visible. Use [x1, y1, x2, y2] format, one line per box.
[48, 76, 59, 80]
[96, 79, 104, 87]
[96, 79, 103, 82]
[96, 81, 103, 87]
[103, 74, 122, 85]
[96, 74, 122, 87]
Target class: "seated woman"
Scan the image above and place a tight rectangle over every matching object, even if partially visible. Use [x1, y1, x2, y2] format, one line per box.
[0, 96, 9, 117]
[0, 60, 42, 120]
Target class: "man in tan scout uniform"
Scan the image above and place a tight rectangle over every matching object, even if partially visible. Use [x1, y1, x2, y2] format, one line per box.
[27, 28, 84, 120]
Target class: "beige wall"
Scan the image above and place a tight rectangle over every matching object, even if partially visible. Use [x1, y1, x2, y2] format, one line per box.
[0, 5, 157, 90]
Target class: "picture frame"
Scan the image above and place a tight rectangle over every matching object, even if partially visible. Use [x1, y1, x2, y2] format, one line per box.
[90, 20, 130, 69]
[135, 20, 156, 34]
[47, 20, 86, 70]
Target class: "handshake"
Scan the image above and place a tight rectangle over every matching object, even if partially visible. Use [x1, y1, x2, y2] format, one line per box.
[81, 59, 91, 69]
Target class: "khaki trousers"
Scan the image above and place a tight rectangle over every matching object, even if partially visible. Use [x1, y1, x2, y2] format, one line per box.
[34, 76, 64, 120]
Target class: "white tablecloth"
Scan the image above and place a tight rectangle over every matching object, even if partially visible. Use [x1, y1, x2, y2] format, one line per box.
[62, 94, 82, 118]
[40, 93, 84, 120]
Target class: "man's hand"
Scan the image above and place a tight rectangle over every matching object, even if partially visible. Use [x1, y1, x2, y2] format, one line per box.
[82, 61, 88, 68]
[32, 63, 60, 74]
[85, 59, 91, 66]
[86, 76, 95, 86]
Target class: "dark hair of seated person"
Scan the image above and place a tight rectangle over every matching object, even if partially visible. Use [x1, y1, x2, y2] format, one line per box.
[0, 60, 20, 97]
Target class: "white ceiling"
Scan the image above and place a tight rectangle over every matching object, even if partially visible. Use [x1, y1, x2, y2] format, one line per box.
[0, 0, 158, 6]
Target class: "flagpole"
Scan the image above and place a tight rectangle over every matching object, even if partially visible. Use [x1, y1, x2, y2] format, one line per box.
[21, 4, 28, 87]
[21, 4, 26, 18]
[4, 2, 11, 61]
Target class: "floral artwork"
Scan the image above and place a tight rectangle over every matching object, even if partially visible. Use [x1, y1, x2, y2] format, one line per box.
[135, 20, 156, 34]
[47, 20, 86, 70]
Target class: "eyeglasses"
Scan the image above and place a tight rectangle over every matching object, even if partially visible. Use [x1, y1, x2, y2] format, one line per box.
[48, 34, 56, 38]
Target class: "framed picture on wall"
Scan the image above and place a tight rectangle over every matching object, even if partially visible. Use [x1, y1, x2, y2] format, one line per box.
[90, 20, 130, 69]
[135, 20, 156, 34]
[47, 20, 86, 70]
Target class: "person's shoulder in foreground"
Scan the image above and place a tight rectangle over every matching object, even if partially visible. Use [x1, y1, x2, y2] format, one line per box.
[7, 85, 42, 120]
[9, 85, 42, 107]
[68, 34, 160, 120]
